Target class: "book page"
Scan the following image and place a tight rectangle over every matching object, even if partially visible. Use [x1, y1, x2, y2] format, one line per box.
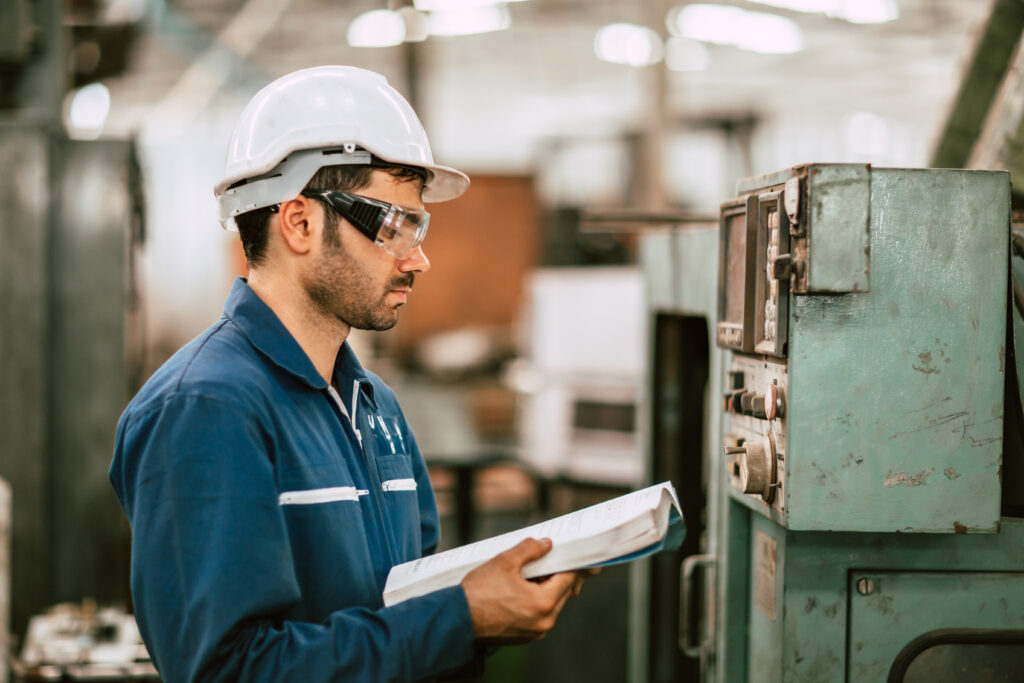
[386, 482, 678, 593]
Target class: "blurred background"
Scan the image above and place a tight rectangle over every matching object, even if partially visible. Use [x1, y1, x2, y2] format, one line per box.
[0, 0, 1014, 681]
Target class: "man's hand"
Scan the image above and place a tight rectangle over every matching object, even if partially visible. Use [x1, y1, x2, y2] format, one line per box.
[461, 537, 600, 643]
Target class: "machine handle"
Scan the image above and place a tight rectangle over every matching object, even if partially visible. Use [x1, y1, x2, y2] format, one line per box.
[679, 553, 717, 658]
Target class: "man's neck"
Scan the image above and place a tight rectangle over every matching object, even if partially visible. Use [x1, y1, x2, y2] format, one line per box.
[246, 270, 350, 386]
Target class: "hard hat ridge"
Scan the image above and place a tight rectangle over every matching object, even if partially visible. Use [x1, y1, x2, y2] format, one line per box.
[214, 65, 469, 230]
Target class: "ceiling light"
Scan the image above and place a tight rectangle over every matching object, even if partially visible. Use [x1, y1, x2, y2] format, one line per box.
[66, 82, 111, 140]
[347, 9, 406, 48]
[415, 0, 526, 10]
[428, 5, 511, 36]
[667, 4, 803, 54]
[594, 23, 664, 67]
[665, 37, 710, 72]
[745, 0, 899, 24]
[839, 0, 898, 24]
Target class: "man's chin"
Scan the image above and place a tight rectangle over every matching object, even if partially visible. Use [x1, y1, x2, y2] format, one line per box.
[349, 312, 399, 332]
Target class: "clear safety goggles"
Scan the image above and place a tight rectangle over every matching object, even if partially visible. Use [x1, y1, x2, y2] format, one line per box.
[302, 189, 430, 260]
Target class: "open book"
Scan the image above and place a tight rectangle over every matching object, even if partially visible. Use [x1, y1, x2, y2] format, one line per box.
[383, 481, 684, 606]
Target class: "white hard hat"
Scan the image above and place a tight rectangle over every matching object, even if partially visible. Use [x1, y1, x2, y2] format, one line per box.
[214, 65, 469, 230]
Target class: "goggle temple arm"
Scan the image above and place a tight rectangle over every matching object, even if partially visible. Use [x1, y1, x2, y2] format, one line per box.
[301, 191, 387, 243]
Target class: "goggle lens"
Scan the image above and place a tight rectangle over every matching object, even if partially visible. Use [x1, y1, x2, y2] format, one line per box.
[378, 205, 430, 260]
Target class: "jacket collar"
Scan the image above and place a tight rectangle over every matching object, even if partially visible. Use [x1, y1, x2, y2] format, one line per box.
[223, 278, 377, 407]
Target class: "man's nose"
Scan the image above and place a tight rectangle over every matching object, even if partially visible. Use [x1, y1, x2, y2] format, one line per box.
[398, 246, 430, 274]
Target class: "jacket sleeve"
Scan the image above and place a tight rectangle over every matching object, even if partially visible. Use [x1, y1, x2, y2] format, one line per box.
[110, 393, 475, 683]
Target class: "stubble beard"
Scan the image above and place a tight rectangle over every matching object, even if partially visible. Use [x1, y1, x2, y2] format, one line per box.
[303, 224, 414, 332]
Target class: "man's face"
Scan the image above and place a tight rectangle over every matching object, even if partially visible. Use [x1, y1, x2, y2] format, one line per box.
[302, 170, 430, 331]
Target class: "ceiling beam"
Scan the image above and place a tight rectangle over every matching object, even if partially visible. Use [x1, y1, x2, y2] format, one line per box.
[931, 0, 1024, 169]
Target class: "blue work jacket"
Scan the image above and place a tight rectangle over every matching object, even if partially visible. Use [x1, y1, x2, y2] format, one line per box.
[110, 278, 475, 682]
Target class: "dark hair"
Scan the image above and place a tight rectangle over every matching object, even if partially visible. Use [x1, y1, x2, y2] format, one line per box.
[235, 164, 424, 267]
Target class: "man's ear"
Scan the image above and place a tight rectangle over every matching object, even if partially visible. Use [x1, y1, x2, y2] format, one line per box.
[275, 195, 318, 255]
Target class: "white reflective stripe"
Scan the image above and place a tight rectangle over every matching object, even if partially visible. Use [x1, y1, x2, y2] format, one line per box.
[381, 478, 417, 492]
[278, 486, 368, 505]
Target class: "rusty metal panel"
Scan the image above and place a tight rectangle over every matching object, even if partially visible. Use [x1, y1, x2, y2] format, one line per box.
[785, 168, 1009, 532]
[746, 516, 784, 683]
[803, 164, 870, 293]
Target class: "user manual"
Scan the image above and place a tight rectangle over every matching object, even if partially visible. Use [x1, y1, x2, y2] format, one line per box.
[382, 481, 684, 606]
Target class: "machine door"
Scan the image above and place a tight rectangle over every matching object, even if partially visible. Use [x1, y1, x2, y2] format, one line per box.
[848, 571, 1024, 682]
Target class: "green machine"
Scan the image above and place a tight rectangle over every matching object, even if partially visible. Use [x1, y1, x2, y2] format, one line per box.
[634, 164, 1024, 682]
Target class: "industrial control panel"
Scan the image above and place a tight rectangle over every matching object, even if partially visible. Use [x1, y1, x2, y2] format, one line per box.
[715, 164, 1009, 533]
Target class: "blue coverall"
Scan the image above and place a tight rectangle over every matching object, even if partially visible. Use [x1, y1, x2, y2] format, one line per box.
[110, 278, 476, 682]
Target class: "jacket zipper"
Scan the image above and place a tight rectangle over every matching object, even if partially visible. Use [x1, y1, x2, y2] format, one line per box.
[326, 382, 400, 567]
[278, 486, 368, 505]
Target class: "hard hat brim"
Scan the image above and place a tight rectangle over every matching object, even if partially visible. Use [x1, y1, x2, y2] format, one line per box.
[422, 163, 470, 203]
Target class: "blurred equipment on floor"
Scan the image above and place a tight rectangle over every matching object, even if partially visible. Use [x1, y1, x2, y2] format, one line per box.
[13, 601, 156, 682]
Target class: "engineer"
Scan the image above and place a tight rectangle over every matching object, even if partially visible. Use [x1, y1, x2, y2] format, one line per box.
[109, 65, 594, 682]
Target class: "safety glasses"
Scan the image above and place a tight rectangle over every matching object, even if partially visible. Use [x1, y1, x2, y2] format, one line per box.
[302, 189, 430, 260]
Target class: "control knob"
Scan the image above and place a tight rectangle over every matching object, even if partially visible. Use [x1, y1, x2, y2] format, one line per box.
[725, 434, 777, 503]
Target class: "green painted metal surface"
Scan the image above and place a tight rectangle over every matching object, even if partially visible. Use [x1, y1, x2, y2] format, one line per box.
[785, 167, 1009, 532]
[848, 571, 1024, 681]
[804, 164, 870, 293]
[748, 516, 1024, 683]
[640, 166, 1024, 683]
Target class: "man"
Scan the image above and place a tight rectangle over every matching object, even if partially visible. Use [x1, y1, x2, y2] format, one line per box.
[110, 66, 593, 682]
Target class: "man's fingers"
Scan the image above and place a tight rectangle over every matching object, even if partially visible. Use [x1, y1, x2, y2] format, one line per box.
[548, 574, 583, 615]
[498, 537, 553, 568]
[532, 570, 578, 602]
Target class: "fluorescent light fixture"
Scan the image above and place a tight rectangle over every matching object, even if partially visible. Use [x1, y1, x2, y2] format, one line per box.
[347, 9, 406, 47]
[428, 5, 511, 36]
[839, 0, 899, 24]
[667, 4, 803, 54]
[415, 0, 526, 10]
[66, 82, 110, 140]
[594, 23, 664, 67]
[665, 36, 710, 72]
[746, 0, 899, 24]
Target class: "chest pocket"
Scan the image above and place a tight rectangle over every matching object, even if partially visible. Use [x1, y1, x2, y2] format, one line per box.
[366, 415, 418, 493]
[375, 454, 421, 559]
